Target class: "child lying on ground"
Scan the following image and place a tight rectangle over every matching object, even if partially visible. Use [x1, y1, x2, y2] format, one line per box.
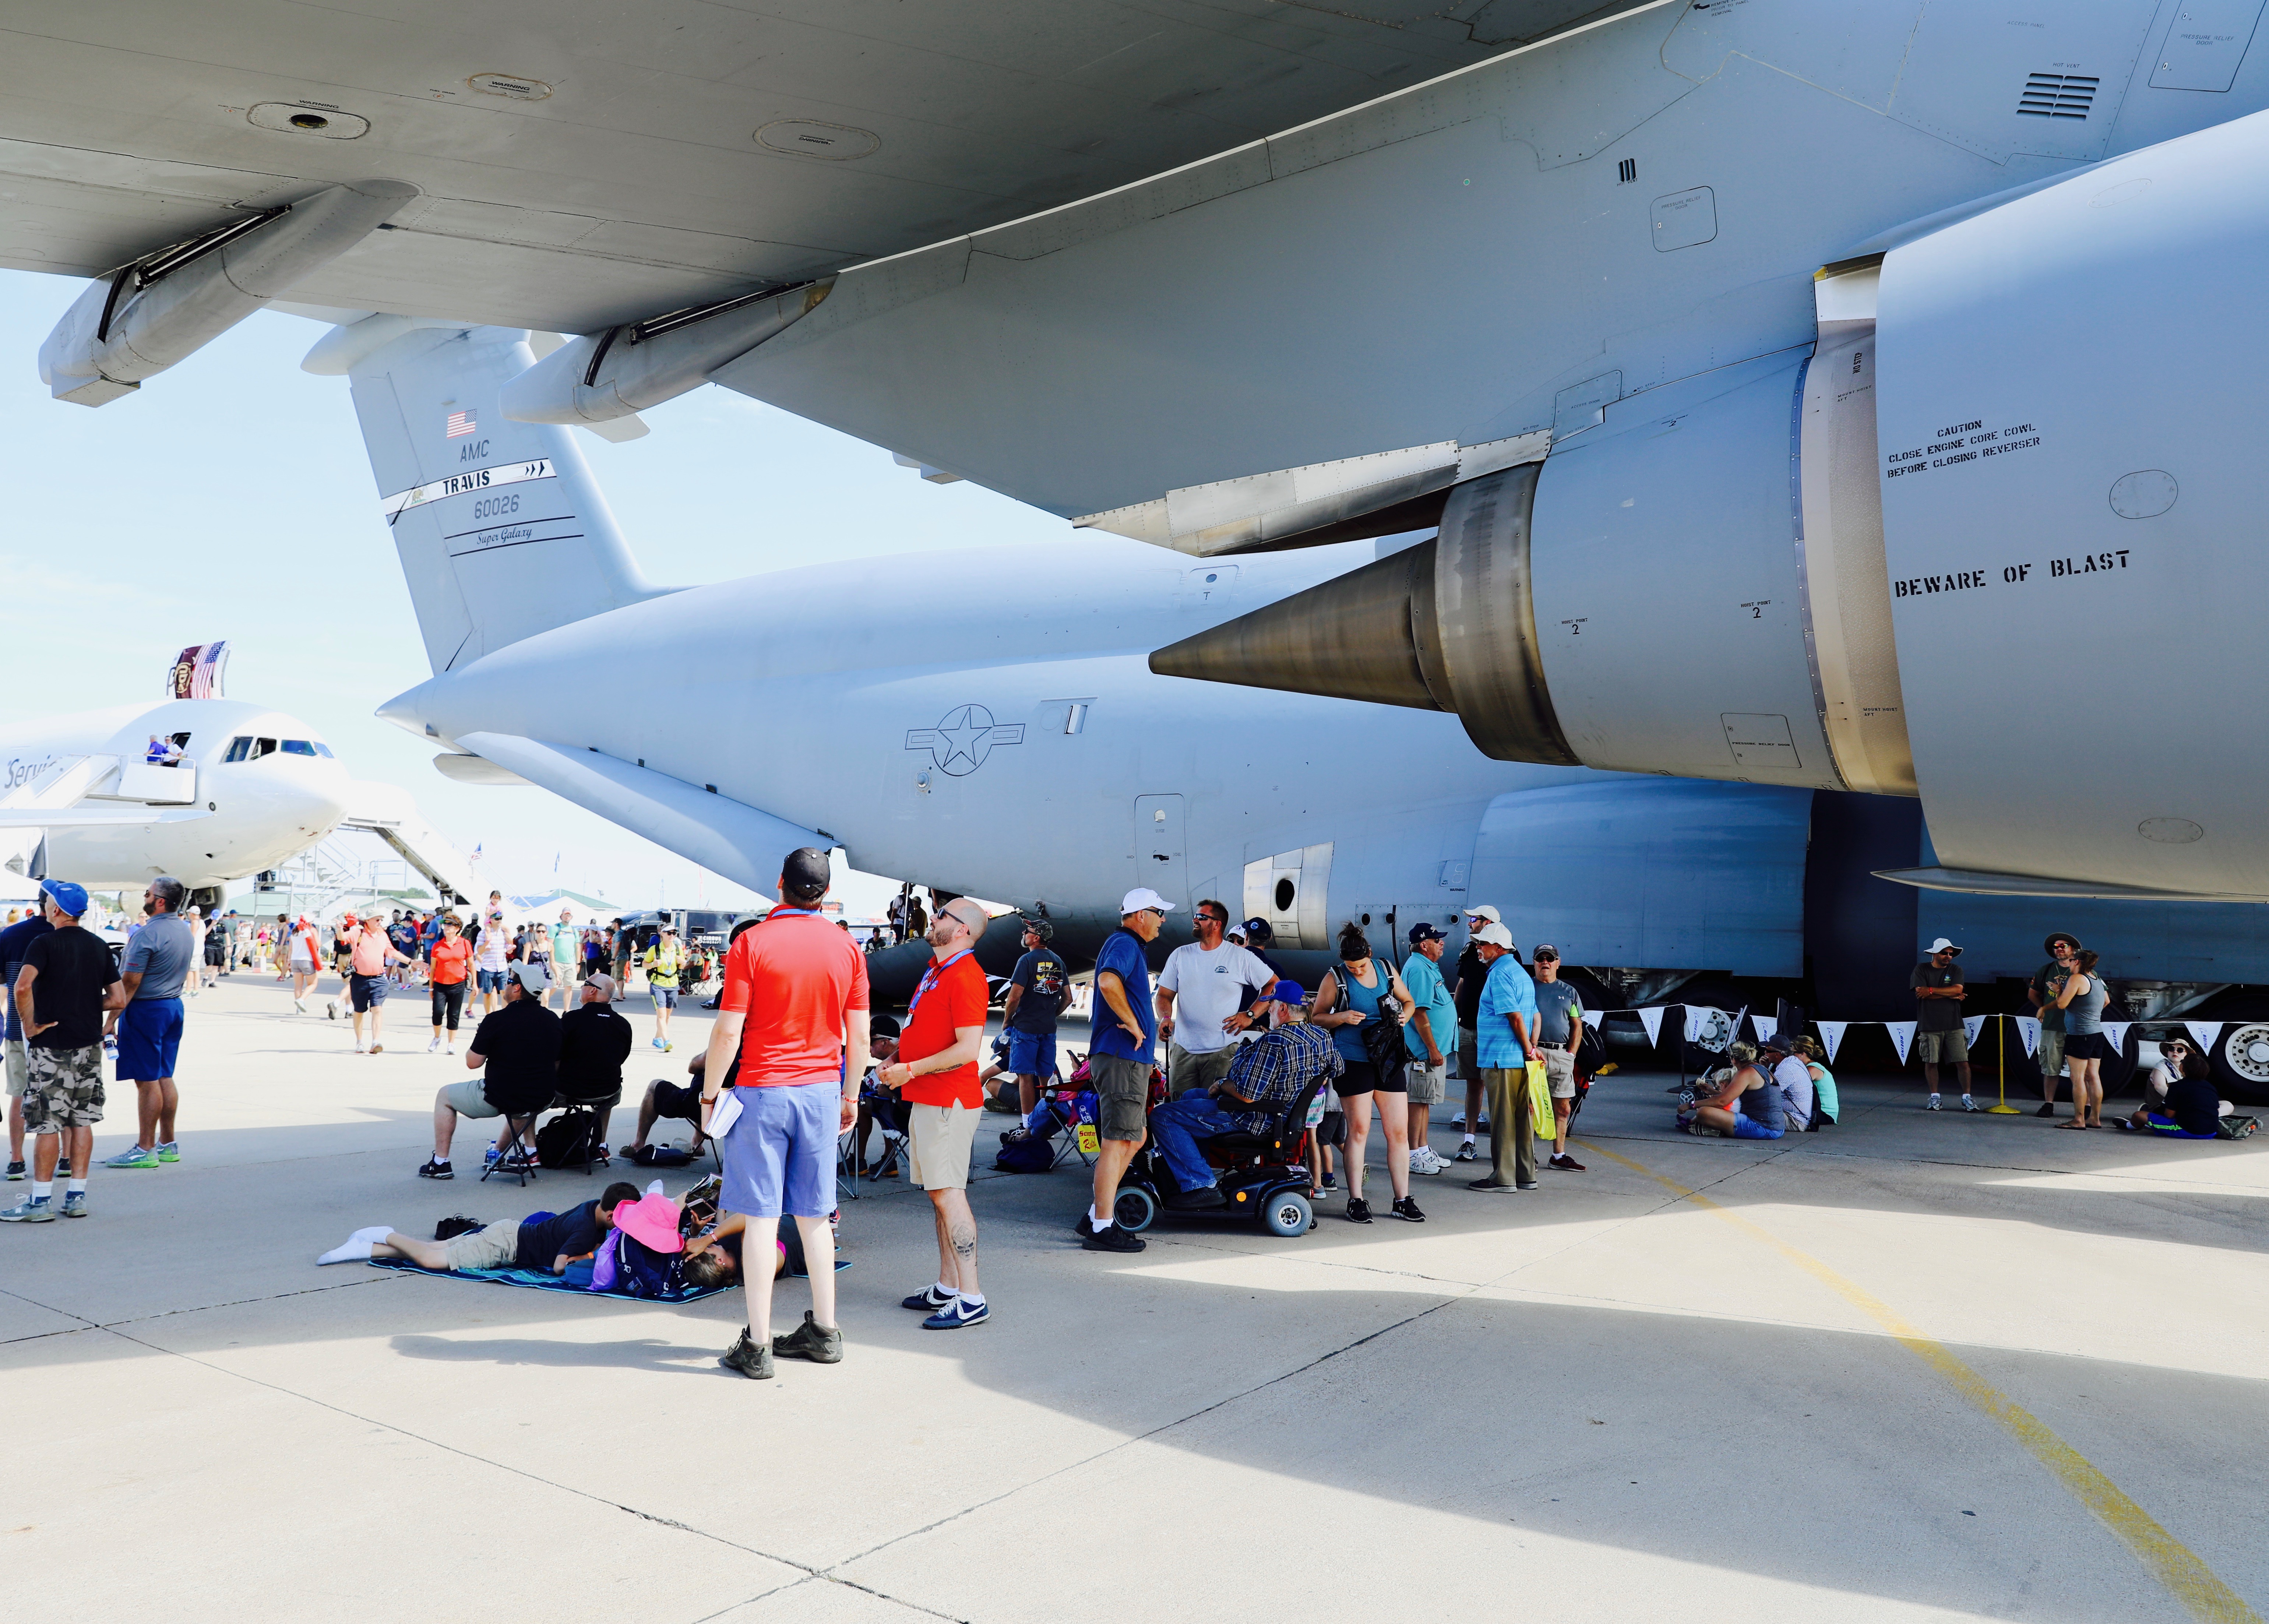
[315, 1181, 642, 1273]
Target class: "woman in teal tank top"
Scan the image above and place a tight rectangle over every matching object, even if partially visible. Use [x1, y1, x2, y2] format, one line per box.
[1310, 922, 1419, 1226]
[2053, 948, 2111, 1129]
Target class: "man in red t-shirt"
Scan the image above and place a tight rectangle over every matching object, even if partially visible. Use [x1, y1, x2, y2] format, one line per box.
[875, 896, 993, 1329]
[704, 848, 871, 1381]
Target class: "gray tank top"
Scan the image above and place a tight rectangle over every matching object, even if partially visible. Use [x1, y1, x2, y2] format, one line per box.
[2065, 974, 2108, 1035]
[1742, 1072, 1785, 1130]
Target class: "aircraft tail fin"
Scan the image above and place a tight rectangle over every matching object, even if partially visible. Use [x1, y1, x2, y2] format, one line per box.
[322, 320, 669, 673]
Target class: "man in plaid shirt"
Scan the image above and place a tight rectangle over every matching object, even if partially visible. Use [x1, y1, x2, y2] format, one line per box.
[1147, 980, 1341, 1209]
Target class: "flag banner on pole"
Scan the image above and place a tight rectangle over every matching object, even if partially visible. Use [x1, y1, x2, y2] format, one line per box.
[1683, 1007, 1713, 1044]
[1818, 1021, 1849, 1064]
[2103, 1021, 2131, 1058]
[2186, 1021, 2224, 1057]
[1636, 1007, 1664, 1047]
[1962, 1015, 1986, 1047]
[2015, 1016, 2041, 1057]
[1886, 1021, 1917, 1064]
[1751, 1013, 1777, 1050]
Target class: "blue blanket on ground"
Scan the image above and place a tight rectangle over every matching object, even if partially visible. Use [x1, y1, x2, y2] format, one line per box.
[365, 1255, 849, 1299]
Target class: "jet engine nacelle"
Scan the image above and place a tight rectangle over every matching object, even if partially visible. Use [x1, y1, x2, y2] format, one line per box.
[1155, 112, 2269, 900]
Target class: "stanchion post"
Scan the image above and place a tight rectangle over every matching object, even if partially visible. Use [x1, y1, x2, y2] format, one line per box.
[1987, 1012, 2022, 1113]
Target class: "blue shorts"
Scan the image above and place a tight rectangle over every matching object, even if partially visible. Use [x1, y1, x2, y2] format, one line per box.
[116, 997, 183, 1082]
[349, 972, 388, 1011]
[1730, 1113, 1785, 1140]
[720, 1082, 840, 1218]
[1006, 1028, 1056, 1079]
[651, 985, 677, 1009]
[476, 968, 507, 994]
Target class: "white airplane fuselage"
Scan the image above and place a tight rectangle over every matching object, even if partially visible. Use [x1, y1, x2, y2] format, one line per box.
[0, 698, 353, 892]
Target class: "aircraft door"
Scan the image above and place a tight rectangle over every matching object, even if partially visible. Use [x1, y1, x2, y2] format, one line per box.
[1135, 795, 1186, 908]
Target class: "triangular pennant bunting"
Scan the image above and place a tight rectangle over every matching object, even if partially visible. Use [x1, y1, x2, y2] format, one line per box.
[1751, 1013, 1777, 1050]
[1683, 1006, 1716, 1044]
[2102, 1021, 2131, 1057]
[1962, 1015, 1986, 1047]
[2185, 1021, 2223, 1058]
[1817, 1021, 1849, 1064]
[1635, 1006, 1664, 1047]
[1886, 1021, 1917, 1064]
[2015, 1016, 2041, 1058]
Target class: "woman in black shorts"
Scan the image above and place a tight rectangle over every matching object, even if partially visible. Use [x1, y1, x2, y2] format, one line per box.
[1310, 922, 1420, 1224]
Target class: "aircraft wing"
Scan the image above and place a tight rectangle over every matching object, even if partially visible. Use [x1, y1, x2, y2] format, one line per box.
[0, 807, 210, 828]
[455, 733, 826, 897]
[0, 1, 1633, 334]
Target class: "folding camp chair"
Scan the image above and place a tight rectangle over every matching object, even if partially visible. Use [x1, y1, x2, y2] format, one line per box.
[479, 1113, 541, 1186]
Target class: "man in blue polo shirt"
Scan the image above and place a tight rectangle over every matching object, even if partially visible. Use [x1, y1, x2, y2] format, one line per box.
[106, 875, 196, 1171]
[1080, 887, 1172, 1255]
[1468, 922, 1541, 1193]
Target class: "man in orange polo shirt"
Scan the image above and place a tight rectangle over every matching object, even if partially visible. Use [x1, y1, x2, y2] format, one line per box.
[703, 848, 871, 1381]
[875, 895, 992, 1329]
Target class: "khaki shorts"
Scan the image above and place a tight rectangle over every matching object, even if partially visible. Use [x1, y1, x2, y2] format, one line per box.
[438, 1077, 504, 1120]
[2037, 1027, 2066, 1079]
[1167, 1040, 1236, 1098]
[1405, 1060, 1446, 1105]
[906, 1102, 978, 1191]
[1916, 1027, 1968, 1063]
[1541, 1046, 1576, 1099]
[4, 1036, 25, 1099]
[1088, 1053, 1152, 1142]
[442, 1223, 520, 1272]
[24, 1043, 103, 1132]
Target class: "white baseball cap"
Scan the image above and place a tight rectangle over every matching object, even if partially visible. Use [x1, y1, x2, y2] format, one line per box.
[1464, 904, 1502, 923]
[1120, 887, 1176, 916]
[508, 961, 551, 994]
[1473, 922, 1514, 948]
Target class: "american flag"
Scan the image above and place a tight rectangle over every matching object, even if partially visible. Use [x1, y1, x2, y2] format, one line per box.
[445, 409, 478, 438]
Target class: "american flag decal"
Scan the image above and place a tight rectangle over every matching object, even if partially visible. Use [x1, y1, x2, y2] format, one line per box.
[445, 409, 478, 438]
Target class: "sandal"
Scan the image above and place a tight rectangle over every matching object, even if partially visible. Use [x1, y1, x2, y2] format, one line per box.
[2054, 1120, 2089, 1130]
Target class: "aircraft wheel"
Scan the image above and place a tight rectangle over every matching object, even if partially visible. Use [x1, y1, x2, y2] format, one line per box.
[2213, 1023, 2269, 1106]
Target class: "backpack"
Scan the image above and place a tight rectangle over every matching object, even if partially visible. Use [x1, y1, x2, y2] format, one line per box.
[2217, 1114, 2258, 1140]
[534, 1113, 600, 1168]
[613, 1230, 687, 1298]
[627, 1142, 695, 1167]
[993, 1134, 1054, 1173]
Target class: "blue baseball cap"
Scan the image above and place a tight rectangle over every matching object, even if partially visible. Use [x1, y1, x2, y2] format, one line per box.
[39, 879, 89, 917]
[1270, 979, 1305, 1004]
[1408, 922, 1448, 945]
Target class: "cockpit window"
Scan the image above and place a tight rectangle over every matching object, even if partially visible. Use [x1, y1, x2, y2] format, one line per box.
[253, 737, 277, 760]
[313, 741, 334, 758]
[222, 736, 251, 764]
[281, 740, 317, 757]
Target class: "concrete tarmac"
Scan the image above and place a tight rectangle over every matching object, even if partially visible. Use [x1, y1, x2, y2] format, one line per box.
[6, 973, 2268, 1623]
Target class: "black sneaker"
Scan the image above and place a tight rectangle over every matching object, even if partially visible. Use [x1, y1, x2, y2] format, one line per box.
[902, 1285, 956, 1311]
[1163, 1184, 1226, 1210]
[4, 1160, 21, 1181]
[417, 1158, 454, 1180]
[1345, 1197, 1373, 1224]
[1074, 1213, 1096, 1239]
[719, 1331, 774, 1380]
[771, 1310, 844, 1364]
[1468, 1177, 1517, 1192]
[1516, 1180, 1539, 1191]
[1549, 1152, 1587, 1172]
[1082, 1224, 1145, 1252]
[2036, 1103, 2057, 1118]
[1390, 1197, 1426, 1222]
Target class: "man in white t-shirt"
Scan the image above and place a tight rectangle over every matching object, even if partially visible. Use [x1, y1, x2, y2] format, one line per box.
[1155, 899, 1276, 1098]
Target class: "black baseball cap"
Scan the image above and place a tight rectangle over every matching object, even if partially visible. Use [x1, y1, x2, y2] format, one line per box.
[1020, 916, 1054, 940]
[1408, 922, 1448, 945]
[1239, 917, 1275, 942]
[781, 846, 831, 900]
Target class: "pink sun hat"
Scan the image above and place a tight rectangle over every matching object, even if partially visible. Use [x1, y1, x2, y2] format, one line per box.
[612, 1193, 684, 1254]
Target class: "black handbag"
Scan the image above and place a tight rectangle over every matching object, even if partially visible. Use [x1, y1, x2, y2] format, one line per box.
[1331, 965, 1410, 1079]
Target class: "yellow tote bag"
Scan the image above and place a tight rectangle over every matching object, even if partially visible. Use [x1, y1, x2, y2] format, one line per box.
[1525, 1059, 1553, 1131]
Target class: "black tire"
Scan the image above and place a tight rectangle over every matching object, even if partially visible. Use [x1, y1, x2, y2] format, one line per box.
[1261, 1188, 1312, 1238]
[1114, 1186, 1157, 1233]
[2212, 1022, 2269, 1107]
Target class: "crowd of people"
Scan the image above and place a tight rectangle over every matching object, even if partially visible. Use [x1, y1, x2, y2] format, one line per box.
[3, 857, 2252, 1376]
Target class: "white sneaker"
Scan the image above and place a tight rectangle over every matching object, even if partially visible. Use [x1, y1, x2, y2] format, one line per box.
[445, 1043, 455, 1056]
[355, 1040, 368, 1054]
[1410, 1147, 1445, 1176]
[1925, 1095, 1942, 1111]
[293, 997, 307, 1014]
[428, 1037, 441, 1053]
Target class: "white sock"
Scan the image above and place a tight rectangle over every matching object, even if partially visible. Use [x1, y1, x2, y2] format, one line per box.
[1089, 1204, 1111, 1231]
[1929, 1093, 1941, 1103]
[1462, 1132, 1475, 1144]
[67, 1179, 86, 1194]
[959, 1290, 986, 1307]
[32, 1181, 52, 1200]
[354, 1225, 394, 1243]
[934, 1280, 954, 1299]
[317, 1237, 376, 1265]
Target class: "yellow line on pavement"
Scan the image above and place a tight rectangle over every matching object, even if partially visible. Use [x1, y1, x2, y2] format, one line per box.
[1578, 1138, 2262, 1624]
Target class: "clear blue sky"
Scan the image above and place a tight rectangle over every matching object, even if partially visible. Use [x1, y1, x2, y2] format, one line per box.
[0, 268, 1071, 912]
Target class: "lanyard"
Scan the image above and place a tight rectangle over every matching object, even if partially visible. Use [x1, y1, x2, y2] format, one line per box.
[908, 947, 973, 1020]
